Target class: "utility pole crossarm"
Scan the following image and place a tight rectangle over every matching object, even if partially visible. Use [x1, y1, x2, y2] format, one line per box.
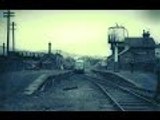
[3, 11, 15, 17]
[3, 10, 15, 56]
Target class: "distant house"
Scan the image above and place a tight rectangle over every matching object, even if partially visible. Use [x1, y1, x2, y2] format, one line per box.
[107, 30, 156, 72]
[39, 53, 64, 70]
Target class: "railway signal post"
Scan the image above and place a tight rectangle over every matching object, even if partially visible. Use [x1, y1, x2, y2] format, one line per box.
[3, 10, 15, 56]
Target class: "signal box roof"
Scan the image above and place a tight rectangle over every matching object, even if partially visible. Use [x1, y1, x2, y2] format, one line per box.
[124, 37, 155, 48]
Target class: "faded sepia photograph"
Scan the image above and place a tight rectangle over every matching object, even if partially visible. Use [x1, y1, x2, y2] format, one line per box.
[0, 10, 160, 111]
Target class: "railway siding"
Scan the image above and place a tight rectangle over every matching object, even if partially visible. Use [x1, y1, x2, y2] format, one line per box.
[87, 71, 156, 99]
[23, 70, 73, 95]
[92, 69, 143, 89]
[81, 74, 160, 111]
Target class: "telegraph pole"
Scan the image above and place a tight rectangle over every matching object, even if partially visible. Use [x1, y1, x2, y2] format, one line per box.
[3, 10, 15, 56]
[11, 22, 16, 52]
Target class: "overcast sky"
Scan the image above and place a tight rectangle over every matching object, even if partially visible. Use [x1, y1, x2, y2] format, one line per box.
[0, 10, 160, 57]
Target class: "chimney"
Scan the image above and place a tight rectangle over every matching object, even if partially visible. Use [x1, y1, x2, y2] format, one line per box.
[48, 42, 51, 54]
[143, 30, 150, 38]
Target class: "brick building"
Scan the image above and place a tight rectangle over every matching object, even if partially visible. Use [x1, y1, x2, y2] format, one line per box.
[107, 30, 156, 72]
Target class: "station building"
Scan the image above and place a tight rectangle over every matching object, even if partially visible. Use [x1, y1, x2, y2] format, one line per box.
[107, 30, 156, 72]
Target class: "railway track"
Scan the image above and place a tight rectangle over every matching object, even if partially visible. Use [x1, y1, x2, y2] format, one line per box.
[90, 71, 156, 99]
[35, 73, 122, 111]
[78, 74, 160, 111]
[33, 71, 160, 111]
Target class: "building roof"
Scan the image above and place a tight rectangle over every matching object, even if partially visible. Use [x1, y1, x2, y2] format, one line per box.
[125, 37, 155, 48]
[40, 53, 63, 63]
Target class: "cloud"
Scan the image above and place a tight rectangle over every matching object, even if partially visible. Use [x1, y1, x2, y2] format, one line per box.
[142, 10, 160, 23]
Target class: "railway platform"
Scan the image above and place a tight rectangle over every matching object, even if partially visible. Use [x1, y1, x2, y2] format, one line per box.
[0, 70, 72, 110]
[1, 69, 160, 111]
[93, 69, 157, 91]
[116, 71, 157, 91]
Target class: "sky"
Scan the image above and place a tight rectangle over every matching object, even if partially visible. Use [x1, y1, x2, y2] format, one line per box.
[0, 10, 160, 57]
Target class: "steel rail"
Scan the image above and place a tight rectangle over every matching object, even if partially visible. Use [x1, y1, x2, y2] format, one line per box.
[83, 74, 160, 109]
[77, 75, 125, 111]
